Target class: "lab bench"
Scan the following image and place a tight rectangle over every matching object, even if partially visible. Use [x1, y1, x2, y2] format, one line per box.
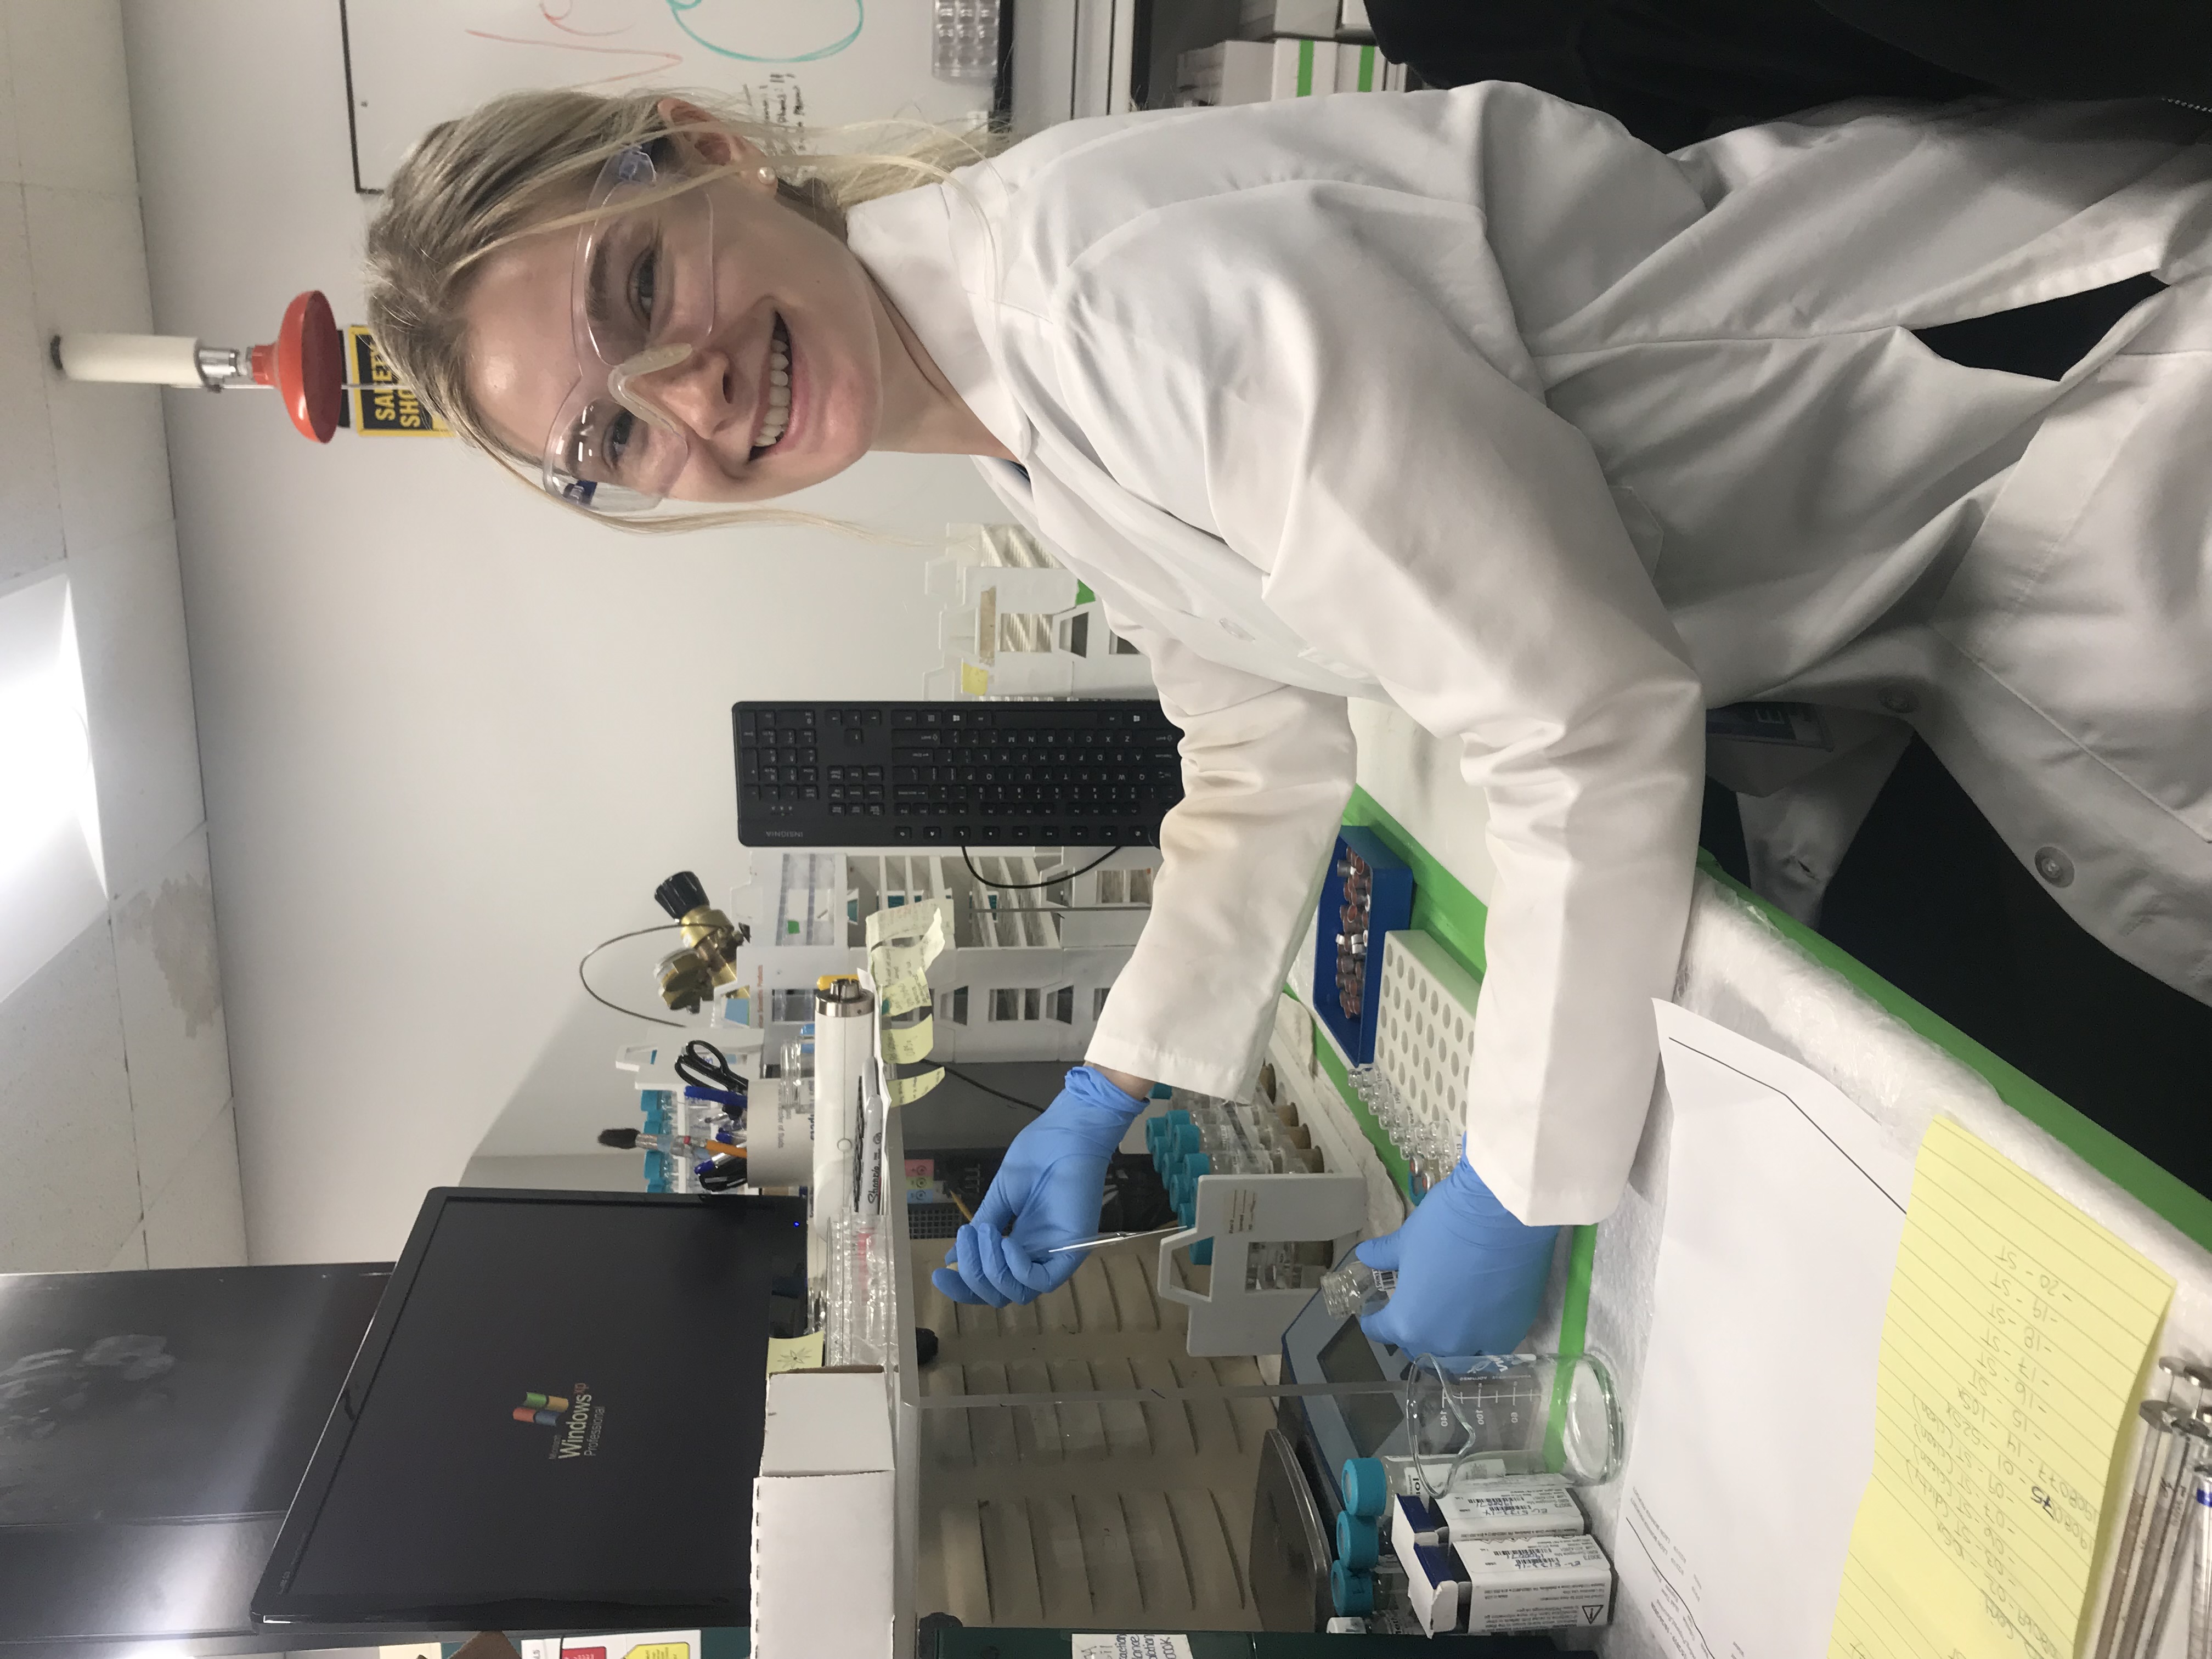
[764, 702, 2212, 1659]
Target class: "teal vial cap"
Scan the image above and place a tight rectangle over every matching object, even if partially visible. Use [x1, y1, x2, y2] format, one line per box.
[1336, 1510, 1380, 1568]
[1341, 1457, 1389, 1519]
[1329, 1560, 1374, 1615]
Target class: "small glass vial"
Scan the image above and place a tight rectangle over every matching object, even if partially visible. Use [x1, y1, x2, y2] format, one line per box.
[1320, 1256, 1397, 1318]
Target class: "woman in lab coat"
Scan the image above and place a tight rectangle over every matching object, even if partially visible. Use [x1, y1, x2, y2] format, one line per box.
[368, 84, 2212, 1358]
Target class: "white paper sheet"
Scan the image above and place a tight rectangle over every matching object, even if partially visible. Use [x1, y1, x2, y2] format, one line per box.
[1609, 1003, 1914, 1658]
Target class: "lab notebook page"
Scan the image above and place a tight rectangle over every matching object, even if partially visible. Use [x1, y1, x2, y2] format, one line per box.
[1827, 1117, 2174, 1659]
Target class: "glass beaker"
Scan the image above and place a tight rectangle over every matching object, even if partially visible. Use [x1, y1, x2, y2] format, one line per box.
[1400, 1351, 1622, 1487]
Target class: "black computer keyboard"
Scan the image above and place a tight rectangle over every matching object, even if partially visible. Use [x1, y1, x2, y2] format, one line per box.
[733, 699, 1184, 847]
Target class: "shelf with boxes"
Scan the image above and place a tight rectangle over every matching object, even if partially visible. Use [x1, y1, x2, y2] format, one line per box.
[1175, 0, 1407, 107]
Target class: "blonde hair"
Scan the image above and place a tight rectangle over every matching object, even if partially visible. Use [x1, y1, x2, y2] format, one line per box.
[363, 88, 998, 534]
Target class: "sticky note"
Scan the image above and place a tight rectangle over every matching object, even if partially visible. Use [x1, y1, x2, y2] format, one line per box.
[1827, 1118, 2173, 1659]
[866, 898, 944, 949]
[886, 1065, 944, 1105]
[961, 662, 990, 695]
[765, 1331, 825, 1376]
[881, 1014, 934, 1065]
[876, 971, 931, 1017]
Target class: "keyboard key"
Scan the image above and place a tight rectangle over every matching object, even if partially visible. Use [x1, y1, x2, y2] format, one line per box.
[865, 766, 884, 781]
[868, 804, 884, 816]
[828, 766, 845, 782]
[867, 709, 883, 725]
[802, 786, 819, 800]
[897, 825, 913, 839]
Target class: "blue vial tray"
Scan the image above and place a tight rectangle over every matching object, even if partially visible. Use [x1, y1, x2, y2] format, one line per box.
[1312, 826, 1414, 1065]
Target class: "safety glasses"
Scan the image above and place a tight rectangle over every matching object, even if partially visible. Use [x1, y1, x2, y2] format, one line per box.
[540, 143, 718, 513]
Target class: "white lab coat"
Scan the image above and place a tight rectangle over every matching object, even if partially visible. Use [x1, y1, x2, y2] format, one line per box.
[846, 87, 2212, 1225]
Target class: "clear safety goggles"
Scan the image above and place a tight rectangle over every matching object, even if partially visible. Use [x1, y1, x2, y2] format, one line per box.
[540, 143, 718, 513]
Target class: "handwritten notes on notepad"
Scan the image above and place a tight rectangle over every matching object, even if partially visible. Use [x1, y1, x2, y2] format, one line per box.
[1829, 1118, 2174, 1659]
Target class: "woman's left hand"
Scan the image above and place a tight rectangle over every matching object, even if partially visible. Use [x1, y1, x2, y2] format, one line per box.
[1355, 1153, 1560, 1357]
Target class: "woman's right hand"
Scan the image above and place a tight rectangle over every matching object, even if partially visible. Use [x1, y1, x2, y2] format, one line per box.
[931, 1065, 1150, 1306]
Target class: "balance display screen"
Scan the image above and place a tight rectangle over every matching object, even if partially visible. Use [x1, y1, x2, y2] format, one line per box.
[1317, 1315, 1403, 1457]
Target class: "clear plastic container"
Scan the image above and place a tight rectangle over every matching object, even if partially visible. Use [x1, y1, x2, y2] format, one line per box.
[825, 1213, 893, 1367]
[1401, 1351, 1623, 1487]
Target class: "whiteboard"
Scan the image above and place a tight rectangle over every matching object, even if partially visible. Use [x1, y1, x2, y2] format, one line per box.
[340, 0, 996, 191]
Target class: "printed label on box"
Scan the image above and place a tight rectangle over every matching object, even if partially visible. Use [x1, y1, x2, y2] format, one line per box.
[1071, 1638, 1194, 1659]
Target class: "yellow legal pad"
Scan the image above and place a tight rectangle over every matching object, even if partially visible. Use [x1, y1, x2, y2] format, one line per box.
[1829, 1118, 2174, 1659]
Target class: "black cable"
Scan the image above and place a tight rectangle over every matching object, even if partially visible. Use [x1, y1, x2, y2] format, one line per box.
[576, 921, 702, 1028]
[942, 1064, 1048, 1114]
[961, 844, 1122, 891]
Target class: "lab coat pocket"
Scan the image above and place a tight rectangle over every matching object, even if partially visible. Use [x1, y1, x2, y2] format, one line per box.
[1936, 354, 2212, 841]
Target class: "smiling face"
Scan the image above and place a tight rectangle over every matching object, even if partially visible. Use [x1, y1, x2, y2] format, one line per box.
[463, 133, 891, 505]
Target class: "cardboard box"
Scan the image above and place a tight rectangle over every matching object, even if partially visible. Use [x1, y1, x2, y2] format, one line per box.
[1455, 1533, 1613, 1635]
[749, 1372, 896, 1657]
[1239, 0, 1340, 38]
[1436, 1475, 1585, 1541]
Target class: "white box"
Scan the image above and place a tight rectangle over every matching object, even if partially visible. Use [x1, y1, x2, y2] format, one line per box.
[759, 1369, 892, 1474]
[1175, 40, 1274, 106]
[1239, 0, 1339, 38]
[1437, 1475, 1585, 1541]
[1399, 1539, 1464, 1637]
[750, 1373, 896, 1658]
[1455, 1533, 1613, 1635]
[1271, 37, 1338, 97]
[1392, 1491, 1447, 1557]
[1332, 41, 1390, 92]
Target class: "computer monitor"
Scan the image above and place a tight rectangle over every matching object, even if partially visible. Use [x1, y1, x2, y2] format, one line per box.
[252, 1188, 810, 1634]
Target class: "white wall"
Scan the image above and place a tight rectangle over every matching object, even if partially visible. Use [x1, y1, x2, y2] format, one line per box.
[121, 2, 1003, 1263]
[0, 1, 244, 1274]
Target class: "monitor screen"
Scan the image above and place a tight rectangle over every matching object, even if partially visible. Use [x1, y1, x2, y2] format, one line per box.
[253, 1189, 809, 1633]
[1316, 1314, 1403, 1458]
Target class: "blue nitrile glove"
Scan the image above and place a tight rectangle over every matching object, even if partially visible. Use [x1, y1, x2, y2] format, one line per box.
[1356, 1151, 1560, 1358]
[932, 1064, 1147, 1307]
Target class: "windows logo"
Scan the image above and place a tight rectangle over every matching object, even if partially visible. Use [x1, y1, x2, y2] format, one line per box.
[512, 1390, 570, 1426]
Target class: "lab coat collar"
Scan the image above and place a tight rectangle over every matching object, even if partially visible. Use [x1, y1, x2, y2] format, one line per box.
[845, 176, 1029, 461]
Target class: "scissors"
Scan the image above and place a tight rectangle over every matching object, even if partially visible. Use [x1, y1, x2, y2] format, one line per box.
[675, 1039, 747, 1109]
